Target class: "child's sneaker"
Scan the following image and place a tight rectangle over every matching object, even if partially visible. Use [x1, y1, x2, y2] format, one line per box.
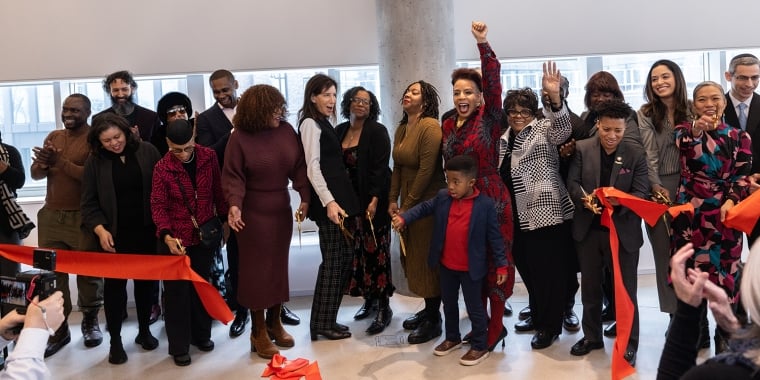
[459, 348, 489, 366]
[433, 340, 462, 356]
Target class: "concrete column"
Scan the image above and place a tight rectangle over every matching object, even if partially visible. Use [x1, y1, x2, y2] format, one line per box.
[376, 0, 455, 296]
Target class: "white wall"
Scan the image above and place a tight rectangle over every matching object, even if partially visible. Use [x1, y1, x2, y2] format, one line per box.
[2, 0, 760, 82]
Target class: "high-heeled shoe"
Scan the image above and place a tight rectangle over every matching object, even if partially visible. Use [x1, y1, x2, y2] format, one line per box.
[310, 328, 351, 341]
[489, 327, 508, 352]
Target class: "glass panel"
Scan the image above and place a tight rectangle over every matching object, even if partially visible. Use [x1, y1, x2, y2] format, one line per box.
[36, 84, 55, 123]
[11, 86, 31, 124]
[134, 80, 155, 110]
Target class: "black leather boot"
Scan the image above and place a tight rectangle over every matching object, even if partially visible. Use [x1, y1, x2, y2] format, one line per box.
[81, 310, 103, 347]
[366, 297, 392, 335]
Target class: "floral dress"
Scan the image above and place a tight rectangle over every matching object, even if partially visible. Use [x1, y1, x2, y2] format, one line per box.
[672, 121, 752, 300]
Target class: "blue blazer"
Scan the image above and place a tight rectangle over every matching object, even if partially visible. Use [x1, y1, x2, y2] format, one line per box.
[400, 189, 507, 281]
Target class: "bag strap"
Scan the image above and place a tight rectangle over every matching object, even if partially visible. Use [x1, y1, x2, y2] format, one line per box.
[174, 176, 200, 229]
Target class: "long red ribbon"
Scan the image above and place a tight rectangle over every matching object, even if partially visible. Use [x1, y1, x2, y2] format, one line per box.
[723, 188, 760, 234]
[0, 244, 233, 324]
[593, 187, 692, 380]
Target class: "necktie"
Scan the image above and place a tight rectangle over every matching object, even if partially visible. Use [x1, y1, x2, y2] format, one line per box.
[738, 103, 748, 130]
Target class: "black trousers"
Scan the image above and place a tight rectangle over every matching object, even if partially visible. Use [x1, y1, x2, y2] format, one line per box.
[164, 244, 213, 356]
[104, 278, 154, 343]
[225, 231, 243, 312]
[576, 229, 639, 347]
[512, 222, 571, 336]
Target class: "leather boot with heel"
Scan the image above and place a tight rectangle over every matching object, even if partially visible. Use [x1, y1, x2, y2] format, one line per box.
[266, 304, 295, 347]
[251, 310, 279, 359]
[366, 297, 392, 335]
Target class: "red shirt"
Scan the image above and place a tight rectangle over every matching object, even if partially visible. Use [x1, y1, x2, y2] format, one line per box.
[441, 189, 480, 271]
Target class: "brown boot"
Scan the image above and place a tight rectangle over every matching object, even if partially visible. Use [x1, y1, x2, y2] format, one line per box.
[267, 304, 295, 347]
[250, 310, 278, 359]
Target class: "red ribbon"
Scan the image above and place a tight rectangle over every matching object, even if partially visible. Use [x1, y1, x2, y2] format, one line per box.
[0, 244, 233, 324]
[593, 187, 692, 380]
[723, 188, 760, 234]
[262, 354, 322, 380]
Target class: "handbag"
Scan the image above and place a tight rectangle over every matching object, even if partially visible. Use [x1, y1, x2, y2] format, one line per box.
[175, 177, 223, 249]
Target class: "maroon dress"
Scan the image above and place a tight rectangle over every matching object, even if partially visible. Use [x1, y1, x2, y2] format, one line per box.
[222, 123, 310, 310]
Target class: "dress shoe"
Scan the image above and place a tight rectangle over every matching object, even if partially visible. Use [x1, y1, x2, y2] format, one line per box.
[354, 298, 377, 320]
[134, 332, 159, 350]
[148, 304, 162, 325]
[310, 328, 351, 341]
[514, 317, 534, 332]
[563, 309, 580, 332]
[603, 322, 617, 337]
[408, 318, 442, 344]
[334, 322, 349, 332]
[191, 339, 215, 352]
[570, 337, 604, 356]
[229, 309, 249, 338]
[402, 310, 427, 330]
[366, 307, 392, 335]
[518, 306, 531, 321]
[81, 311, 103, 348]
[530, 330, 559, 349]
[504, 301, 513, 317]
[459, 348, 490, 366]
[624, 348, 637, 366]
[280, 304, 300, 326]
[45, 323, 71, 358]
[601, 306, 615, 323]
[108, 343, 127, 364]
[489, 327, 508, 352]
[173, 353, 191, 366]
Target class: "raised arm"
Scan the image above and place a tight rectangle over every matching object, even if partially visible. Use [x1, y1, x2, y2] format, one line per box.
[472, 21, 502, 118]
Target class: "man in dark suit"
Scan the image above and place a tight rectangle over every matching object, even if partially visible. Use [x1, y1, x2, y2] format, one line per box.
[566, 100, 649, 366]
[96, 70, 161, 143]
[723, 54, 760, 245]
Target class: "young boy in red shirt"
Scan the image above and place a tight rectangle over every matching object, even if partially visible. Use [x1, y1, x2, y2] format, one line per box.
[392, 155, 508, 366]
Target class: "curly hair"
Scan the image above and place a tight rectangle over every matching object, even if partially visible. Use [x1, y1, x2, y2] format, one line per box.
[340, 86, 380, 121]
[444, 154, 478, 180]
[451, 68, 483, 93]
[584, 71, 624, 109]
[595, 99, 633, 120]
[88, 113, 140, 155]
[234, 85, 287, 133]
[503, 88, 539, 117]
[102, 70, 137, 93]
[398, 80, 440, 125]
[640, 60, 690, 133]
[298, 74, 338, 125]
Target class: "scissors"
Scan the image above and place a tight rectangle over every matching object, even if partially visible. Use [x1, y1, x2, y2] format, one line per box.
[580, 185, 602, 215]
[366, 210, 377, 246]
[338, 214, 354, 244]
[295, 209, 304, 249]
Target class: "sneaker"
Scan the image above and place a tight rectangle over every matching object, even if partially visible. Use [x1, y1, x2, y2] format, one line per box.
[459, 349, 490, 366]
[433, 340, 462, 356]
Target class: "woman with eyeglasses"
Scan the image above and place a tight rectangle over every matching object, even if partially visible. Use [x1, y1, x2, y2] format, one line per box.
[498, 65, 574, 350]
[439, 21, 513, 353]
[335, 87, 395, 335]
[222, 84, 310, 358]
[151, 119, 228, 366]
[80, 113, 162, 364]
[298, 74, 360, 342]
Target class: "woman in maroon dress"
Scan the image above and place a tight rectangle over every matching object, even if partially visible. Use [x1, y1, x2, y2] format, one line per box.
[222, 85, 310, 359]
[440, 21, 513, 350]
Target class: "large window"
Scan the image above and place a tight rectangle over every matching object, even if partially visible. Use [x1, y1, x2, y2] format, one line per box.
[0, 47, 753, 198]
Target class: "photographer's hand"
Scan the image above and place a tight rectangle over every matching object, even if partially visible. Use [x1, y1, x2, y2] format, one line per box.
[24, 291, 64, 334]
[0, 310, 25, 340]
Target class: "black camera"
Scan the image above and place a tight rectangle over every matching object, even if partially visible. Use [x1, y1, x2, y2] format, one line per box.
[0, 249, 57, 315]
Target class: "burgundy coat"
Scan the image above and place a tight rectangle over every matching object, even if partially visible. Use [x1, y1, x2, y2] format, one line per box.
[151, 144, 228, 247]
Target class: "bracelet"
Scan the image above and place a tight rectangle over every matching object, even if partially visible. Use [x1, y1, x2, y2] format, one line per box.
[30, 303, 55, 336]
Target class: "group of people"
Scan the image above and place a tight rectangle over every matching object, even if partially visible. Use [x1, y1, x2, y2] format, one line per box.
[0, 19, 759, 378]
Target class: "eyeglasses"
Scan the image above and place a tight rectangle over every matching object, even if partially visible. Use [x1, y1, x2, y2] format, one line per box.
[733, 75, 760, 83]
[167, 105, 187, 117]
[169, 145, 195, 155]
[273, 105, 287, 118]
[351, 98, 371, 106]
[506, 109, 534, 118]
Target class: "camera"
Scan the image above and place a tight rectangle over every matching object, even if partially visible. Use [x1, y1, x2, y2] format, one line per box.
[0, 249, 57, 315]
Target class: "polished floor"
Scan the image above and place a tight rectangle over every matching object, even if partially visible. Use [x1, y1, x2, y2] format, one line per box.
[41, 274, 715, 380]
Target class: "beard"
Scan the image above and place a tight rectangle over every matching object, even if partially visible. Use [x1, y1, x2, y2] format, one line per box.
[111, 94, 136, 116]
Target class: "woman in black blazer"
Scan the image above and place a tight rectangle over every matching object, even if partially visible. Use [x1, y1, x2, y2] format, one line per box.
[335, 87, 395, 335]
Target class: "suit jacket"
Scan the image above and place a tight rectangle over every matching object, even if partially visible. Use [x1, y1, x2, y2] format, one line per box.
[335, 119, 392, 226]
[196, 105, 233, 167]
[724, 91, 760, 173]
[400, 189, 507, 281]
[567, 139, 649, 252]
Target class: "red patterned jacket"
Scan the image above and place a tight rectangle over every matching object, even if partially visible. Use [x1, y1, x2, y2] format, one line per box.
[151, 145, 228, 247]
